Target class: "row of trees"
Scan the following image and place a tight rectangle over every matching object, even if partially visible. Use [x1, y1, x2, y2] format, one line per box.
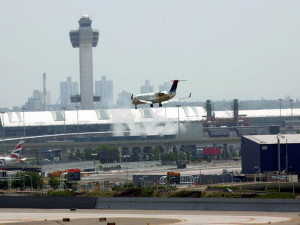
[0, 172, 43, 190]
[67, 144, 240, 164]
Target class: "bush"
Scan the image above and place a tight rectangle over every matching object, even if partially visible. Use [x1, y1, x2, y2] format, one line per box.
[48, 190, 75, 196]
[84, 190, 115, 197]
[168, 190, 201, 198]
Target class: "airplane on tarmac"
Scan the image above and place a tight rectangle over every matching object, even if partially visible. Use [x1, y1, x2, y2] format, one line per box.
[0, 141, 27, 165]
[131, 80, 191, 109]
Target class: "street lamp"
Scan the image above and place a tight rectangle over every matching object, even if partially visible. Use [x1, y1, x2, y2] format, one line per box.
[278, 99, 282, 126]
[75, 157, 81, 161]
[122, 154, 130, 188]
[1, 112, 5, 155]
[176, 105, 181, 142]
[168, 176, 175, 188]
[139, 175, 148, 188]
[290, 99, 294, 120]
[22, 107, 25, 139]
[277, 134, 281, 173]
[75, 105, 79, 136]
[62, 107, 66, 140]
[254, 166, 261, 182]
[219, 174, 224, 184]
[148, 153, 155, 161]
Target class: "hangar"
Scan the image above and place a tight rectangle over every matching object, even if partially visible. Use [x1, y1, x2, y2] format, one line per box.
[241, 134, 300, 176]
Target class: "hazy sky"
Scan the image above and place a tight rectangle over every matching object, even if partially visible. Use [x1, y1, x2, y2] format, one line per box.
[1, 0, 300, 108]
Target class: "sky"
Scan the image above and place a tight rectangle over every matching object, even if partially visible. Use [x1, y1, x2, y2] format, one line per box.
[1, 0, 300, 108]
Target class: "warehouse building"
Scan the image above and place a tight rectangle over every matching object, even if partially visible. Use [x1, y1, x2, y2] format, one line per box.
[241, 134, 300, 176]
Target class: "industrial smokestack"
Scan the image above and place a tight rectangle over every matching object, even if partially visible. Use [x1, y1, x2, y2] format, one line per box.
[205, 100, 212, 120]
[233, 99, 239, 118]
[43, 73, 47, 111]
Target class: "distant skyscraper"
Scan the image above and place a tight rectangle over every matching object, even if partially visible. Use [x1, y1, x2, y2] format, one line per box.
[69, 15, 99, 109]
[140, 80, 154, 94]
[159, 82, 171, 91]
[117, 90, 132, 108]
[24, 90, 43, 111]
[60, 77, 78, 106]
[95, 75, 113, 108]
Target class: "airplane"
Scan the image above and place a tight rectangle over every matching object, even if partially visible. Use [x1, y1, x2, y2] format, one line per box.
[0, 141, 27, 165]
[131, 79, 191, 109]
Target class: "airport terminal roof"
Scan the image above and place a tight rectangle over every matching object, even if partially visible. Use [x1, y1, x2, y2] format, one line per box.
[243, 134, 300, 145]
[214, 108, 300, 118]
[1, 106, 299, 127]
[0, 106, 207, 127]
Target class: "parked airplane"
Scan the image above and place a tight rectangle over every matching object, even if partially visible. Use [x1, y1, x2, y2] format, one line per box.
[131, 80, 191, 109]
[0, 141, 27, 165]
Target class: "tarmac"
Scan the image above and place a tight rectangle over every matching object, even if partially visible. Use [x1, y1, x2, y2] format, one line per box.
[0, 209, 299, 225]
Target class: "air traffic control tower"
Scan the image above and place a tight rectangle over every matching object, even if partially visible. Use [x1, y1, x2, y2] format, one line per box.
[69, 15, 100, 109]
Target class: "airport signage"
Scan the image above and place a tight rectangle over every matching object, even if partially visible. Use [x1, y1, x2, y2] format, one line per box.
[203, 147, 222, 155]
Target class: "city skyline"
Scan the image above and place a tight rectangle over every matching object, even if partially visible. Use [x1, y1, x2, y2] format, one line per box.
[1, 1, 300, 108]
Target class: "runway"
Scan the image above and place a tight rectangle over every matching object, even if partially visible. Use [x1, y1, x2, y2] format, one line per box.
[0, 209, 298, 225]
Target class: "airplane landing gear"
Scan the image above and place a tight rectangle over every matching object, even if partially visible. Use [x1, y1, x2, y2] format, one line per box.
[150, 104, 154, 107]
[135, 105, 137, 109]
[159, 103, 162, 107]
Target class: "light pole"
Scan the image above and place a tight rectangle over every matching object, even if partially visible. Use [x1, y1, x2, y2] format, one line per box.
[277, 134, 281, 173]
[176, 105, 181, 142]
[148, 153, 155, 161]
[219, 174, 224, 184]
[24, 174, 33, 190]
[1, 112, 4, 155]
[278, 98, 282, 126]
[122, 154, 130, 188]
[254, 166, 261, 182]
[75, 105, 79, 136]
[285, 139, 288, 172]
[290, 99, 294, 128]
[139, 175, 148, 188]
[62, 107, 66, 140]
[22, 107, 25, 139]
[290, 99, 294, 118]
[168, 176, 175, 189]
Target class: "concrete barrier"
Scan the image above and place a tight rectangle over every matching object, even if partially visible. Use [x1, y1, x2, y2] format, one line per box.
[0, 196, 97, 209]
[96, 197, 300, 212]
[0, 196, 299, 212]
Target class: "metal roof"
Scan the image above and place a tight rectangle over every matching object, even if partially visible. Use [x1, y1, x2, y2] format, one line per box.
[243, 134, 300, 145]
[0, 106, 206, 127]
[1, 106, 300, 127]
[215, 108, 300, 118]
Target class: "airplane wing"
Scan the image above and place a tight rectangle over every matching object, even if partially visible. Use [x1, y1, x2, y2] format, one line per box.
[162, 93, 192, 104]
[139, 100, 154, 104]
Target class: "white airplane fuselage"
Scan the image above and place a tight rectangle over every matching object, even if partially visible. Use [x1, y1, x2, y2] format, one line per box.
[132, 91, 176, 105]
[0, 157, 18, 164]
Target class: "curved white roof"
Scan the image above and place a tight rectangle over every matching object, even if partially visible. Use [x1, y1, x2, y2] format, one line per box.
[214, 108, 299, 118]
[1, 106, 298, 127]
[0, 106, 206, 127]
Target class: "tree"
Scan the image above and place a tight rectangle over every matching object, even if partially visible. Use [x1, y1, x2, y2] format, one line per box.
[49, 177, 60, 190]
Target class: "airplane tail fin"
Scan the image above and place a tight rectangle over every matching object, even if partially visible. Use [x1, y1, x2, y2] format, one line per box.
[170, 80, 179, 92]
[10, 141, 24, 160]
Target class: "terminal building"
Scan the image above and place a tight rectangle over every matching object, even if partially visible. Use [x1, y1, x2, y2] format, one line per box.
[0, 106, 298, 140]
